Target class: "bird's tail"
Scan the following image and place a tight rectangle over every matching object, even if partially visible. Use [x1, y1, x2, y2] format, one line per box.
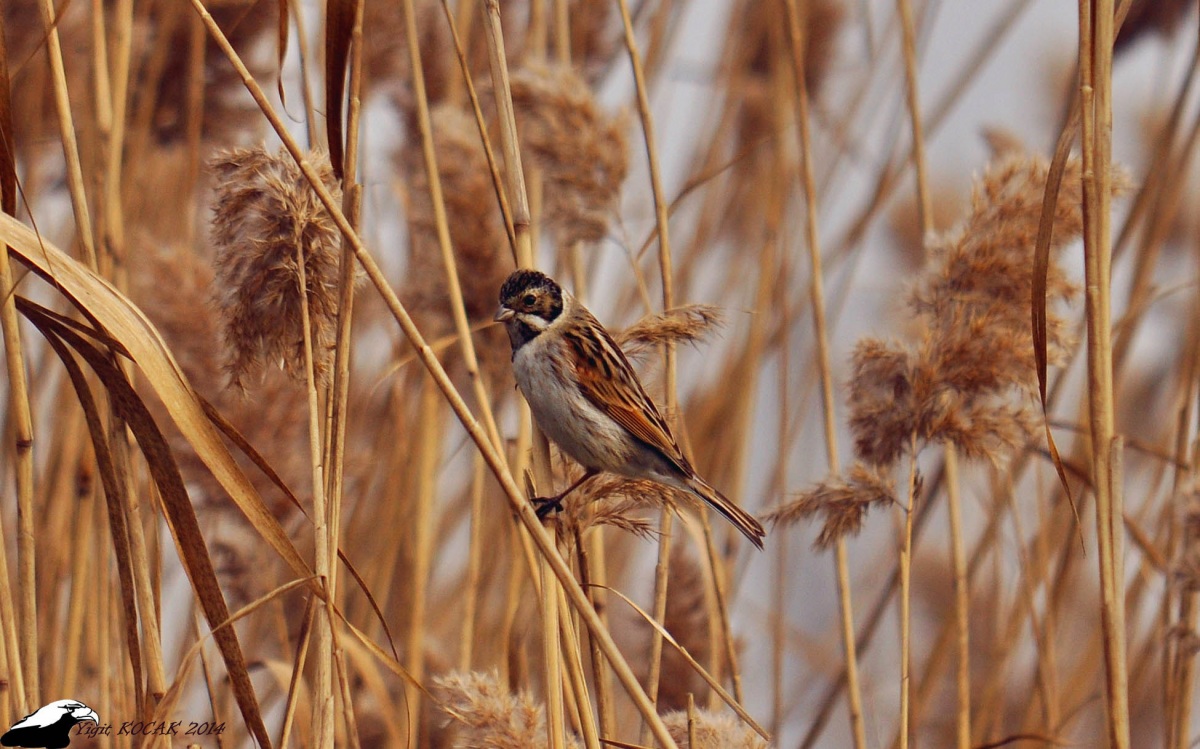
[683, 475, 766, 550]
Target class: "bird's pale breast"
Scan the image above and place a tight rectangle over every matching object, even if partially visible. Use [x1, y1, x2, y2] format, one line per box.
[512, 332, 633, 472]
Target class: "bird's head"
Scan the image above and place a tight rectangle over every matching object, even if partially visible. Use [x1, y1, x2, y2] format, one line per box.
[495, 269, 565, 349]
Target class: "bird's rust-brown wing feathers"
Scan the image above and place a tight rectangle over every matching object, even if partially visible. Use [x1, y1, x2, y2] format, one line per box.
[564, 311, 693, 475]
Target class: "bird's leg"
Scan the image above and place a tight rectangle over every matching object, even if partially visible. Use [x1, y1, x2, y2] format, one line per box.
[533, 468, 599, 518]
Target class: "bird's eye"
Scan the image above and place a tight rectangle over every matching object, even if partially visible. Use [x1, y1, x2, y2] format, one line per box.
[522, 293, 536, 306]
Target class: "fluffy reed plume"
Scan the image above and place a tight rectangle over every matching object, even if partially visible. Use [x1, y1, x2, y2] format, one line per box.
[362, 0, 450, 112]
[1115, 0, 1197, 53]
[556, 472, 673, 541]
[567, 0, 620, 81]
[656, 548, 713, 712]
[209, 146, 345, 387]
[133, 0, 273, 146]
[615, 304, 724, 362]
[434, 670, 582, 749]
[509, 63, 628, 247]
[849, 152, 1090, 466]
[661, 709, 768, 749]
[765, 462, 896, 544]
[399, 103, 510, 378]
[1175, 494, 1200, 593]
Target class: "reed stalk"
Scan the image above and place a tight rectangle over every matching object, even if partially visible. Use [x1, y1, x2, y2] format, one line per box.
[781, 1, 866, 745]
[1078, 1, 1130, 746]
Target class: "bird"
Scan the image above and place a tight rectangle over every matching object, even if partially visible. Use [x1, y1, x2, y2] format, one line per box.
[2, 700, 99, 749]
[494, 268, 765, 549]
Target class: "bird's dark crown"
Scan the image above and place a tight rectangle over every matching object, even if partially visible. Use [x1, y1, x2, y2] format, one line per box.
[499, 269, 564, 322]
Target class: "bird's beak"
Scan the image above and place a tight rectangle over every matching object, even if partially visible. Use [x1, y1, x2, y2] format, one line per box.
[493, 306, 515, 323]
[77, 709, 99, 724]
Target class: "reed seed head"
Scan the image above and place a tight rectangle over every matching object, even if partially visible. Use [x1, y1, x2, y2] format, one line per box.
[510, 63, 628, 247]
[766, 462, 896, 547]
[662, 709, 768, 749]
[209, 146, 346, 388]
[849, 152, 1098, 465]
[434, 670, 582, 749]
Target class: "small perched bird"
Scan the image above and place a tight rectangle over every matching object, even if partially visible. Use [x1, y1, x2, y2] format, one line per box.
[2, 700, 99, 748]
[495, 269, 765, 549]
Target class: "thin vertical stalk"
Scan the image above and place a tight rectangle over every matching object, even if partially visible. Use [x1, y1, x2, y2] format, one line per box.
[459, 454, 486, 670]
[407, 379, 442, 744]
[296, 236, 334, 748]
[482, 0, 533, 267]
[1078, 0, 1130, 745]
[439, 0, 516, 256]
[576, 528, 615, 739]
[944, 445, 970, 749]
[36, 0, 98, 270]
[541, 552, 567, 749]
[898, 435, 919, 749]
[402, 0, 504, 454]
[615, 0, 681, 727]
[0, 175, 29, 721]
[895, 0, 932, 236]
[781, 0, 866, 745]
[557, 583, 601, 749]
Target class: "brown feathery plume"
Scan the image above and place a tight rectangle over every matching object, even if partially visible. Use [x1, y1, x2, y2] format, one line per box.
[615, 304, 724, 362]
[656, 548, 713, 712]
[661, 709, 768, 749]
[1115, 0, 1196, 53]
[1175, 493, 1200, 593]
[399, 103, 510, 381]
[362, 0, 451, 117]
[209, 146, 346, 387]
[555, 471, 677, 541]
[568, 0, 620, 82]
[132, 0, 273, 146]
[849, 152, 1104, 466]
[509, 63, 629, 247]
[434, 670, 582, 749]
[766, 462, 896, 548]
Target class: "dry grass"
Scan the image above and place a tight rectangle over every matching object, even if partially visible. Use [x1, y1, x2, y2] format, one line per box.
[1, 0, 1198, 748]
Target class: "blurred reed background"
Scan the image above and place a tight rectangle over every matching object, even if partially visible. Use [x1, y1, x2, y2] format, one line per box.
[0, 0, 1197, 747]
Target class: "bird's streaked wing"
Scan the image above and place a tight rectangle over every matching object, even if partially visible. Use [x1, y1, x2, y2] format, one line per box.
[564, 309, 692, 475]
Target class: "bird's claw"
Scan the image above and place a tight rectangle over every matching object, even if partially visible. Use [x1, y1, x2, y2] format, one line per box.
[533, 496, 565, 519]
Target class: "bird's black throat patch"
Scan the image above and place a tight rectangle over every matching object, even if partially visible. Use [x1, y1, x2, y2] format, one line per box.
[498, 269, 564, 353]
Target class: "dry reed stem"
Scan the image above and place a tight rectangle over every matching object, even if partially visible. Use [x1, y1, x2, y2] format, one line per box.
[780, 0, 866, 742]
[0, 201, 30, 719]
[437, 0, 517, 255]
[944, 443, 970, 749]
[1079, 1, 1131, 745]
[614, 0, 684, 729]
[293, 211, 336, 747]
[402, 0, 504, 455]
[893, 0, 971, 741]
[325, 0, 366, 621]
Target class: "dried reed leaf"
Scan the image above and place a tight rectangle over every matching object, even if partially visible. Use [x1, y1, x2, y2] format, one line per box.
[325, 0, 355, 178]
[23, 301, 271, 748]
[657, 549, 712, 712]
[0, 212, 313, 585]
